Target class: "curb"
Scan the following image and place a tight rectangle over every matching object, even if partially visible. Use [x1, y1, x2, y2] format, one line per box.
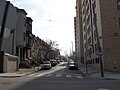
[0, 69, 40, 78]
[78, 68, 86, 77]
[78, 69, 120, 80]
[0, 72, 33, 78]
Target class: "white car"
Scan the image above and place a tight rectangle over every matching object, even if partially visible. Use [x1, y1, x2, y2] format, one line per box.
[41, 61, 52, 69]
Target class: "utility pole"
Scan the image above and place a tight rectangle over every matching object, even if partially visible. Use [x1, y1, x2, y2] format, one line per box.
[71, 41, 73, 55]
[98, 47, 104, 77]
[71, 41, 75, 61]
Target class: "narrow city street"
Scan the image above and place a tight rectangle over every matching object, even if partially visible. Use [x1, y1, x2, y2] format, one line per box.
[0, 62, 120, 90]
[1, 0, 120, 90]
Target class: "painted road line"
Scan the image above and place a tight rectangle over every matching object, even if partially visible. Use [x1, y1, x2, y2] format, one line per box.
[76, 76, 83, 79]
[28, 74, 35, 77]
[35, 73, 45, 77]
[66, 75, 71, 78]
[56, 74, 62, 77]
[98, 88, 110, 90]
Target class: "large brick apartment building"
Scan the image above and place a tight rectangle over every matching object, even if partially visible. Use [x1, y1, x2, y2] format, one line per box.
[75, 0, 120, 71]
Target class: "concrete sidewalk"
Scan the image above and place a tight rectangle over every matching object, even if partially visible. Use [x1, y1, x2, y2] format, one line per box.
[78, 64, 120, 80]
[0, 62, 65, 78]
[0, 66, 40, 78]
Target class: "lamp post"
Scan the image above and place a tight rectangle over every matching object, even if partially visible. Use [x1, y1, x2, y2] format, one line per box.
[71, 41, 73, 55]
[71, 41, 73, 59]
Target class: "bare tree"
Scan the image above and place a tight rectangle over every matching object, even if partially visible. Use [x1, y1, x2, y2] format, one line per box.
[46, 40, 58, 49]
[45, 39, 58, 60]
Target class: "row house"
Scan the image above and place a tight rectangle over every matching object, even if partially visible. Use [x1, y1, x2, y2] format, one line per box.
[31, 35, 39, 61]
[75, 0, 120, 71]
[40, 40, 51, 60]
[24, 17, 33, 61]
[16, 8, 27, 61]
[30, 36, 48, 62]
[0, 0, 33, 64]
[30, 36, 60, 62]
[49, 49, 60, 59]
[37, 38, 49, 61]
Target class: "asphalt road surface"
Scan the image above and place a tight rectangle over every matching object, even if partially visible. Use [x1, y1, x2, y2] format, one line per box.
[0, 62, 120, 90]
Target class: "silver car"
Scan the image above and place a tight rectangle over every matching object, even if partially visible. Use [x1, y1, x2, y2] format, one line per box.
[41, 61, 52, 69]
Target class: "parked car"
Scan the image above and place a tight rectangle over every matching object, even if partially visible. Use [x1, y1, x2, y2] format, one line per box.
[41, 61, 52, 69]
[50, 59, 57, 67]
[69, 61, 75, 64]
[56, 60, 60, 64]
[69, 63, 78, 70]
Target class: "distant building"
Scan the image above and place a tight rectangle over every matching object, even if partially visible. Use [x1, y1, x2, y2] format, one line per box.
[75, 0, 120, 71]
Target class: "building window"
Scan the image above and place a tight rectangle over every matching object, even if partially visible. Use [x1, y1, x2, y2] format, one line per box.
[90, 59, 92, 64]
[87, 26, 90, 35]
[83, 25, 86, 31]
[88, 48, 92, 57]
[88, 37, 91, 46]
[97, 58, 100, 63]
[87, 15, 90, 25]
[119, 18, 120, 27]
[94, 30, 97, 41]
[84, 33, 87, 40]
[95, 58, 99, 64]
[93, 59, 94, 64]
[16, 47, 19, 56]
[23, 32, 26, 42]
[84, 42, 87, 49]
[83, 0, 86, 6]
[117, 1, 120, 10]
[95, 43, 98, 52]
[86, 4, 89, 15]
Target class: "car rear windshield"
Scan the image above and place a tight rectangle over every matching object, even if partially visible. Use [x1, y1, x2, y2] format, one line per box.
[42, 61, 50, 64]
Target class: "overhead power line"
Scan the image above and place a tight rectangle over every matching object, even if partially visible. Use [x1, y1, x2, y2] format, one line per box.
[36, 18, 73, 23]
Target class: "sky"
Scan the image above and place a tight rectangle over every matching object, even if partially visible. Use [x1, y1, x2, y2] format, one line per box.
[9, 0, 76, 55]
